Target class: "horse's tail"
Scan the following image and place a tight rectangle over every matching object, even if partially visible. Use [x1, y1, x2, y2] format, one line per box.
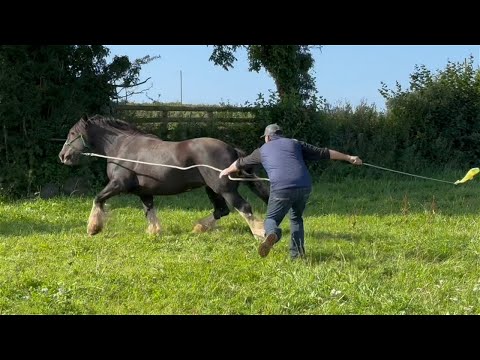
[234, 147, 270, 204]
[233, 147, 248, 160]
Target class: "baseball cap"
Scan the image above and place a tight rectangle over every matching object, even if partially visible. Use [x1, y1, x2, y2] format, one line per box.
[261, 123, 283, 138]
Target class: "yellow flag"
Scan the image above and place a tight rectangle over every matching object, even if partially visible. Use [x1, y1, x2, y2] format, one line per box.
[455, 168, 480, 185]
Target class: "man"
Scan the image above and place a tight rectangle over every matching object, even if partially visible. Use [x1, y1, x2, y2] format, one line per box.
[219, 123, 363, 260]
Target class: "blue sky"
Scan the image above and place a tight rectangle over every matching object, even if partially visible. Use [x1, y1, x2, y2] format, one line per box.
[106, 45, 480, 111]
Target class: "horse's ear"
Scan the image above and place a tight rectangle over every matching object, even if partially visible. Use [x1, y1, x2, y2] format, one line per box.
[81, 113, 89, 121]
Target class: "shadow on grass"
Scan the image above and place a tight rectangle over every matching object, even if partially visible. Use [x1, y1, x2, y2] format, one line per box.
[4, 179, 479, 241]
[302, 231, 384, 265]
[93, 184, 480, 217]
[0, 216, 86, 236]
[102, 187, 268, 212]
[307, 230, 361, 243]
[305, 250, 357, 265]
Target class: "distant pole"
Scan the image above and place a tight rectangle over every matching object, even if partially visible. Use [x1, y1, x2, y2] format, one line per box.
[180, 70, 183, 104]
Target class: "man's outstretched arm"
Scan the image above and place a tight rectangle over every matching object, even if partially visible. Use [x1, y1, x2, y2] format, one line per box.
[219, 148, 262, 178]
[329, 149, 362, 165]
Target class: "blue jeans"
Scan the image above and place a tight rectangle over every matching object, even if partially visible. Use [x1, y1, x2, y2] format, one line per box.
[264, 187, 311, 259]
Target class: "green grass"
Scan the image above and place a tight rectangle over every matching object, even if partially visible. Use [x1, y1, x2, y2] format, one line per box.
[1, 179, 479, 314]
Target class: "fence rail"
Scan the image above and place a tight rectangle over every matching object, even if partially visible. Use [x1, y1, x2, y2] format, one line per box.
[115, 104, 254, 112]
[114, 104, 256, 124]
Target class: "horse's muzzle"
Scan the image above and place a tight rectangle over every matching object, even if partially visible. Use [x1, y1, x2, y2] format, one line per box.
[59, 152, 74, 165]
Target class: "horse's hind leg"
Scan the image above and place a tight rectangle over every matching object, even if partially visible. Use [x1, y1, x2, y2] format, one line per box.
[87, 180, 123, 236]
[193, 187, 230, 233]
[140, 195, 161, 235]
[222, 191, 265, 239]
[245, 179, 270, 204]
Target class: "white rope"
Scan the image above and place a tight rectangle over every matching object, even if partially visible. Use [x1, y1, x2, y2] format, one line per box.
[81, 152, 270, 182]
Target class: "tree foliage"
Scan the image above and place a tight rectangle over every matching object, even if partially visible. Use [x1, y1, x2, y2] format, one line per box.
[209, 45, 320, 106]
[379, 55, 480, 168]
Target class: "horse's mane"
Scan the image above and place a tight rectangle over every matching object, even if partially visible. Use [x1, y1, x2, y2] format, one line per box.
[77, 114, 158, 138]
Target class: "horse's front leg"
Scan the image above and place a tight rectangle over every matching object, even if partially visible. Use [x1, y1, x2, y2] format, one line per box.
[87, 180, 123, 236]
[193, 187, 229, 233]
[140, 195, 161, 235]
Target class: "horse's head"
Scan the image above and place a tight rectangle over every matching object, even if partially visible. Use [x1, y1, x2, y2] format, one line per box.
[58, 115, 91, 165]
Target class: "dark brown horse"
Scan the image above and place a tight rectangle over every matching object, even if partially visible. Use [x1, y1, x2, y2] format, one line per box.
[58, 115, 269, 237]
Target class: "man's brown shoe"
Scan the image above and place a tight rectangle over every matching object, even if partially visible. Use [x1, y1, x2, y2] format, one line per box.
[258, 233, 278, 258]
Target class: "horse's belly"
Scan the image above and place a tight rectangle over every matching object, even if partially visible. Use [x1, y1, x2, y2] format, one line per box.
[136, 171, 204, 195]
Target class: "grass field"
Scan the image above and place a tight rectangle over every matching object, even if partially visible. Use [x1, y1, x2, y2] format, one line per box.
[1, 178, 479, 314]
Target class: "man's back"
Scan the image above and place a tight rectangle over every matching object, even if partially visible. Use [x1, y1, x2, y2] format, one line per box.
[260, 136, 312, 191]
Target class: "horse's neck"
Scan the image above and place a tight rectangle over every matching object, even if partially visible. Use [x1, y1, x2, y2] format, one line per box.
[90, 131, 127, 156]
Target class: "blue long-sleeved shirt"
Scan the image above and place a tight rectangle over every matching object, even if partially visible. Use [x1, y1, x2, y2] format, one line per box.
[236, 135, 330, 191]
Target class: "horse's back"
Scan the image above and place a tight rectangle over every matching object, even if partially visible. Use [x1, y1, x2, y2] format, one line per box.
[111, 135, 239, 195]
[182, 137, 239, 167]
[182, 137, 231, 148]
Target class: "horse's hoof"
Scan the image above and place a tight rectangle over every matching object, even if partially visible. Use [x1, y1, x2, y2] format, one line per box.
[147, 224, 161, 235]
[251, 226, 265, 238]
[192, 224, 207, 233]
[87, 218, 103, 236]
[87, 227, 101, 236]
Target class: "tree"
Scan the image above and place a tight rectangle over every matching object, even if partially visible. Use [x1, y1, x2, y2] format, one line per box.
[378, 55, 480, 167]
[0, 45, 158, 196]
[209, 45, 320, 105]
